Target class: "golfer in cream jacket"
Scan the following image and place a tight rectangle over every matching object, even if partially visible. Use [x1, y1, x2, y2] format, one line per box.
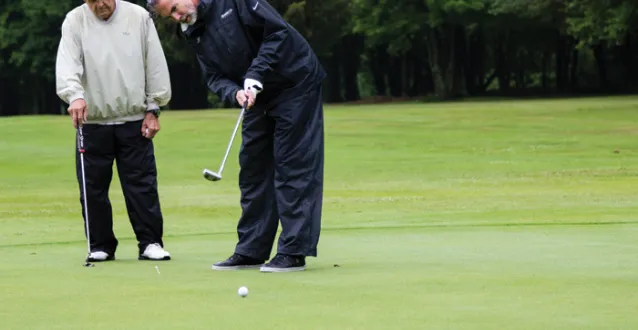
[55, 0, 173, 262]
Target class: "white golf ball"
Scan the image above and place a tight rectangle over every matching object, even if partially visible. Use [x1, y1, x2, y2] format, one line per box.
[238, 286, 249, 297]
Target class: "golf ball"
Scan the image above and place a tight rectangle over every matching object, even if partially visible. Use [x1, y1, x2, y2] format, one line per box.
[238, 286, 249, 297]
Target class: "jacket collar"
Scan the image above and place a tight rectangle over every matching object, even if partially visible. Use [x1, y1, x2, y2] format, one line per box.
[181, 0, 213, 40]
[195, 0, 214, 21]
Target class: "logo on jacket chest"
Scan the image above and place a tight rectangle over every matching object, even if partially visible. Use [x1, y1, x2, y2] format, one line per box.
[221, 9, 233, 19]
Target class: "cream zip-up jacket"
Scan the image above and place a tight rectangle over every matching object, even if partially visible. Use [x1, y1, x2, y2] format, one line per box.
[55, 1, 171, 124]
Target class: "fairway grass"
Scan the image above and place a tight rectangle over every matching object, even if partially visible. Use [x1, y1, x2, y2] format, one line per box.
[1, 96, 637, 329]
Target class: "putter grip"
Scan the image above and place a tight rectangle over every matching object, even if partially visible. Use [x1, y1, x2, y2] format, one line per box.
[77, 126, 85, 153]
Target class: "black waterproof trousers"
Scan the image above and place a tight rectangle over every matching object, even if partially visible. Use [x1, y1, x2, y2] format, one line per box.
[76, 119, 165, 256]
[234, 85, 324, 260]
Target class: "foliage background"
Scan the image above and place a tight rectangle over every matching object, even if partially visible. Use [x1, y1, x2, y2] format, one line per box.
[0, 0, 636, 115]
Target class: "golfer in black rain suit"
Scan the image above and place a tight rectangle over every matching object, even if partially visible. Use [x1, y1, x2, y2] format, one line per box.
[148, 0, 327, 272]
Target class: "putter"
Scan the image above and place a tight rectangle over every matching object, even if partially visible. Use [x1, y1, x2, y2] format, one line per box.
[203, 102, 247, 182]
[77, 126, 94, 268]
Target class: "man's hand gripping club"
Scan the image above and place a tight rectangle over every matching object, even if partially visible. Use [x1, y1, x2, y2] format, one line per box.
[235, 78, 262, 110]
[68, 99, 88, 128]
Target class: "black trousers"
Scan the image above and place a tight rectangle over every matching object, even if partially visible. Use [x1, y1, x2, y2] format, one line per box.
[76, 119, 164, 255]
[234, 85, 324, 260]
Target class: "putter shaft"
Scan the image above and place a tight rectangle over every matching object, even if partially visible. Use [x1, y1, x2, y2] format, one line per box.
[78, 126, 93, 266]
[203, 107, 245, 182]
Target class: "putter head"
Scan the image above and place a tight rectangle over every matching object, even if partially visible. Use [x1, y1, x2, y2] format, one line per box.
[83, 262, 94, 267]
[203, 169, 222, 181]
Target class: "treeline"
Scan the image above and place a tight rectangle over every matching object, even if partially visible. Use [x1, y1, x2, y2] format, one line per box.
[0, 0, 636, 116]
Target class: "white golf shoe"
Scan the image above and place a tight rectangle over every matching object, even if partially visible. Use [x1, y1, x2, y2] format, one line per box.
[87, 251, 114, 262]
[139, 243, 171, 261]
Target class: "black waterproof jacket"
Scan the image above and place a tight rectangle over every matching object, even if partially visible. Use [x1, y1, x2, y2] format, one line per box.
[181, 0, 326, 106]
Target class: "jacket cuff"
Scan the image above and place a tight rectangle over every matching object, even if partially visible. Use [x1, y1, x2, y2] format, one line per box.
[225, 87, 240, 106]
[68, 92, 84, 105]
[147, 101, 159, 110]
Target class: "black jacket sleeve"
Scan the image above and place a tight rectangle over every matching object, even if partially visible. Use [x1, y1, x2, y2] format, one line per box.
[196, 53, 241, 105]
[235, 0, 289, 86]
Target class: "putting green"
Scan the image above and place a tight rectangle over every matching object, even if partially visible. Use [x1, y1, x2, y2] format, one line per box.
[1, 96, 637, 329]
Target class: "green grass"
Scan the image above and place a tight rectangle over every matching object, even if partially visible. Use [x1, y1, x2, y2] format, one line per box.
[1, 95, 638, 329]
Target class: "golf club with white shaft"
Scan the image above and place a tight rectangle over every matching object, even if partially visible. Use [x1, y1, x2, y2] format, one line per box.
[78, 125, 94, 267]
[203, 102, 247, 182]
